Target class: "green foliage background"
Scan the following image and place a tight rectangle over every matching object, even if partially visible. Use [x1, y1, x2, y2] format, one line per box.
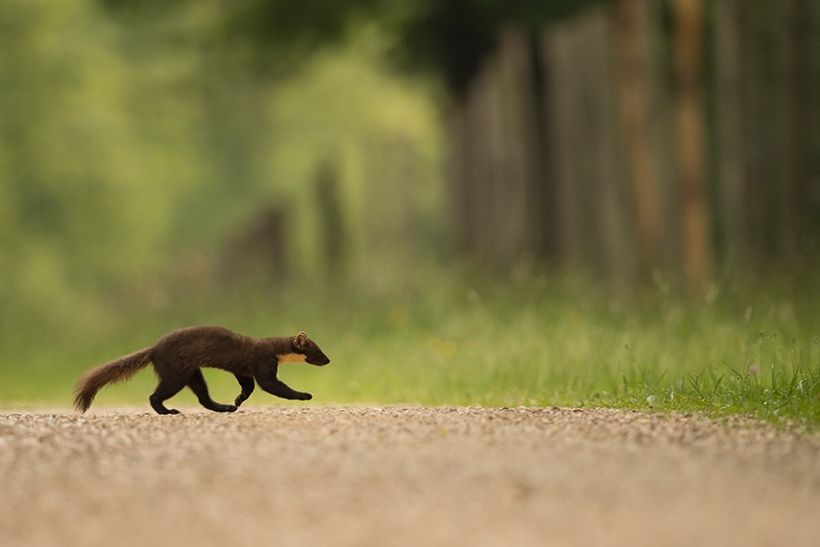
[0, 0, 443, 347]
[1, 0, 819, 431]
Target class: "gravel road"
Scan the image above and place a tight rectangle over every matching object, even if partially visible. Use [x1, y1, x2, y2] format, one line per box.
[1, 406, 818, 547]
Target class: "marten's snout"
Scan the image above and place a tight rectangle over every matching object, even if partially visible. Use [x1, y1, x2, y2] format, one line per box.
[303, 346, 330, 366]
[312, 353, 330, 366]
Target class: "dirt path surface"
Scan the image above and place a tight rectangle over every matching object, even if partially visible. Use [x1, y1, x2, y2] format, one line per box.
[1, 406, 818, 547]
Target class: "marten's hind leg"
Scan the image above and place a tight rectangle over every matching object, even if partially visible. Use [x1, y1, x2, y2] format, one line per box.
[149, 374, 189, 415]
[233, 374, 255, 407]
[188, 369, 237, 413]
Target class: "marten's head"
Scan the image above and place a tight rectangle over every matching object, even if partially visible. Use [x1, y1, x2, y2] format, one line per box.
[278, 331, 330, 366]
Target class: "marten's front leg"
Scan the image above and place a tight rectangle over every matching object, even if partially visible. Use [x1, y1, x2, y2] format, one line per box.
[253, 361, 312, 401]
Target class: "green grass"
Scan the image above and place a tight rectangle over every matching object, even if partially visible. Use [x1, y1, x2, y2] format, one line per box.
[1, 266, 819, 431]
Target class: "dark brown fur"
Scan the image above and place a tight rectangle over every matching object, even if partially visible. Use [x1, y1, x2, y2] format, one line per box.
[74, 326, 330, 415]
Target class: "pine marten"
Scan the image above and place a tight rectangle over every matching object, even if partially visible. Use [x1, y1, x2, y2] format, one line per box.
[74, 326, 330, 415]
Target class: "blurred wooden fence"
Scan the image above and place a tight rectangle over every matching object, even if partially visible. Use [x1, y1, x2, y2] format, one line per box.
[448, 0, 820, 288]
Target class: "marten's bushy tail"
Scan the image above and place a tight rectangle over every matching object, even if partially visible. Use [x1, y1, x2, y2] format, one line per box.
[74, 347, 154, 412]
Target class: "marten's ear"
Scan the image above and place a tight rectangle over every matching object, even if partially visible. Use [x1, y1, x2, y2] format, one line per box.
[294, 331, 309, 351]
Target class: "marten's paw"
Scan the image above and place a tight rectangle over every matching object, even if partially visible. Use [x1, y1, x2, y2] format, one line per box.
[299, 392, 313, 401]
[212, 403, 237, 413]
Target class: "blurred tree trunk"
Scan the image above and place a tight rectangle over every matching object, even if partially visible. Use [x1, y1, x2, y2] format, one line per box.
[671, 0, 713, 292]
[587, 9, 635, 286]
[315, 159, 347, 279]
[541, 7, 634, 282]
[451, 97, 475, 255]
[713, 0, 775, 273]
[495, 27, 543, 266]
[462, 61, 496, 263]
[737, 1, 773, 267]
[543, 23, 583, 266]
[775, 0, 817, 268]
[614, 0, 663, 282]
[449, 26, 544, 271]
[713, 0, 747, 270]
